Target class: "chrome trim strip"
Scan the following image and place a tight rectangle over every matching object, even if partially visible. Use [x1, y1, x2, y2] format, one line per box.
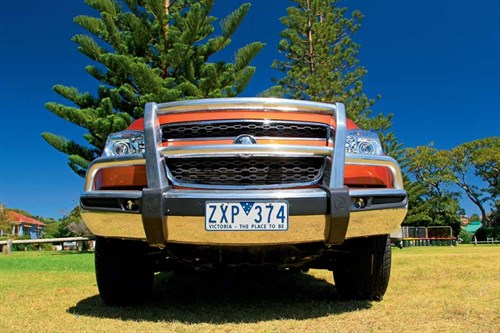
[161, 119, 331, 128]
[81, 190, 143, 200]
[163, 188, 328, 200]
[159, 144, 333, 158]
[144, 102, 168, 189]
[330, 102, 346, 189]
[345, 154, 405, 190]
[84, 157, 145, 192]
[169, 176, 322, 190]
[164, 136, 327, 143]
[156, 98, 339, 115]
[349, 188, 407, 197]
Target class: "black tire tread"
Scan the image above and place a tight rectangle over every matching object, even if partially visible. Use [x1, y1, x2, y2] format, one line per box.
[95, 237, 154, 306]
[334, 234, 391, 301]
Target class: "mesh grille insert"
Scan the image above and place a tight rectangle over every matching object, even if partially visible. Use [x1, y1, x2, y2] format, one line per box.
[166, 157, 324, 186]
[162, 121, 328, 140]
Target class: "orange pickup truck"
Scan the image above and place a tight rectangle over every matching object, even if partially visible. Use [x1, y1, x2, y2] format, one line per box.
[80, 98, 407, 305]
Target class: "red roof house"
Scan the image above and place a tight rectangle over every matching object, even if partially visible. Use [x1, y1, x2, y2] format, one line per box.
[5, 211, 45, 239]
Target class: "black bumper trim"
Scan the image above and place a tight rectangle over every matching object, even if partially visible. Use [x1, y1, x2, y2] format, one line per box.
[142, 187, 169, 246]
[322, 186, 351, 244]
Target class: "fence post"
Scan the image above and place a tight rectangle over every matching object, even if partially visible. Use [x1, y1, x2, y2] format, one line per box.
[2, 239, 12, 255]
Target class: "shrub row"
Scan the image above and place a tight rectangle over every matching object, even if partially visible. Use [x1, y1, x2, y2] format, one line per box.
[475, 227, 500, 241]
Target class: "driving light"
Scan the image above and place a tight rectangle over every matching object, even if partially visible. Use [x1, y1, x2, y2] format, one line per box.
[103, 130, 145, 157]
[345, 130, 383, 155]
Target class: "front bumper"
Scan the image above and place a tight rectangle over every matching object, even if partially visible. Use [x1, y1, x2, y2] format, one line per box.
[80, 98, 408, 247]
[81, 187, 407, 245]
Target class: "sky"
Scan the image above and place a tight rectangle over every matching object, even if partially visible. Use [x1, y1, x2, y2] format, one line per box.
[0, 0, 499, 219]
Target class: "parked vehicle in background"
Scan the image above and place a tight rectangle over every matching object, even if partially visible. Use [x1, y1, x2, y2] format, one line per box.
[80, 98, 408, 305]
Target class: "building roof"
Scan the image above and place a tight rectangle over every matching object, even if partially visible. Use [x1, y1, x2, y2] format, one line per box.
[7, 211, 46, 226]
[463, 221, 482, 235]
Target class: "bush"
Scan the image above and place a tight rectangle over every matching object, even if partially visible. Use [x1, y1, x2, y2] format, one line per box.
[458, 229, 473, 244]
[474, 227, 500, 241]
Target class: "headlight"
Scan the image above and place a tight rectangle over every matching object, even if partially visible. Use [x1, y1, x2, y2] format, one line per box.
[345, 130, 383, 155]
[103, 130, 145, 157]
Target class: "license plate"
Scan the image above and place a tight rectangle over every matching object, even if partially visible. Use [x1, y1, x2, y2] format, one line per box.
[205, 201, 289, 231]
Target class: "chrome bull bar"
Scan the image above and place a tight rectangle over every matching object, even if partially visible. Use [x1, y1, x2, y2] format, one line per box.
[140, 98, 350, 246]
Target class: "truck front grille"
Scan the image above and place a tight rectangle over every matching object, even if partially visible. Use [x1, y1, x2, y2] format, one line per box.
[162, 121, 329, 140]
[166, 157, 324, 187]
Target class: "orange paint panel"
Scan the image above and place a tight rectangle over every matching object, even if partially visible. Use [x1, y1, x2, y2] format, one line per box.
[95, 162, 392, 189]
[95, 166, 147, 190]
[344, 165, 393, 188]
[93, 163, 392, 189]
[127, 111, 358, 130]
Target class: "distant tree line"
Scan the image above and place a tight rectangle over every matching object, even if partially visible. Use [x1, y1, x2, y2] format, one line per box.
[41, 207, 93, 239]
[404, 138, 499, 236]
[0, 205, 9, 236]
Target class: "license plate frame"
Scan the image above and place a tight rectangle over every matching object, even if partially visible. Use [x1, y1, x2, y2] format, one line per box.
[205, 200, 289, 231]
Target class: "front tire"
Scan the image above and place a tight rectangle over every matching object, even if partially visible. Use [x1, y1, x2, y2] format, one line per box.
[95, 237, 154, 306]
[333, 234, 391, 301]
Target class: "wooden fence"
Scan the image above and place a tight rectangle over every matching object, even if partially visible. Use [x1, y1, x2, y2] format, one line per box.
[0, 237, 92, 255]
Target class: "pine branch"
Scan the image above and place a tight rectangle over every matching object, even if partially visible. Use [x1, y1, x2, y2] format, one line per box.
[234, 42, 265, 71]
[45, 0, 263, 176]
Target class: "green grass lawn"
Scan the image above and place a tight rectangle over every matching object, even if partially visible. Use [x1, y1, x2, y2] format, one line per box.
[0, 246, 498, 333]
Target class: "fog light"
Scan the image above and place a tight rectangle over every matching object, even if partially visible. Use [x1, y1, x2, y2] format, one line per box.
[352, 197, 366, 209]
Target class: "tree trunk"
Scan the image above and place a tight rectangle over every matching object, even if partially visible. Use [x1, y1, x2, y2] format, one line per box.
[460, 184, 488, 227]
[161, 0, 171, 78]
[306, 0, 315, 74]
